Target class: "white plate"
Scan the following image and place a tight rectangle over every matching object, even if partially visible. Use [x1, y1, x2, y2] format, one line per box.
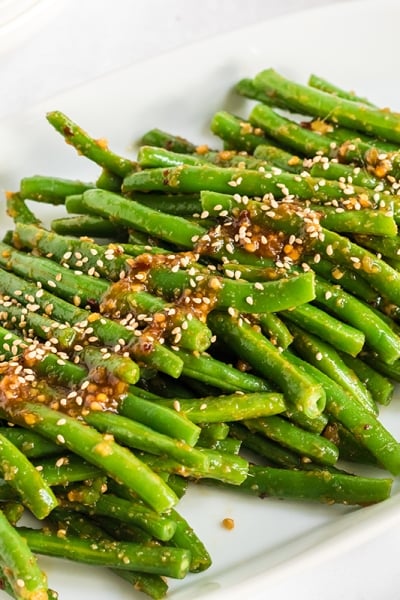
[1, 1, 400, 598]
[0, 0, 61, 54]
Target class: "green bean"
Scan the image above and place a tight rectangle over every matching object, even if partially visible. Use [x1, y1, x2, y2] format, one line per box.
[313, 275, 400, 364]
[339, 352, 394, 406]
[6, 192, 41, 225]
[316, 205, 397, 237]
[221, 258, 400, 365]
[229, 423, 304, 469]
[82, 188, 205, 248]
[173, 348, 272, 393]
[0, 501, 24, 527]
[0, 401, 178, 513]
[308, 74, 377, 106]
[0, 247, 184, 379]
[0, 325, 87, 387]
[146, 263, 316, 314]
[80, 345, 140, 385]
[62, 492, 177, 542]
[35, 454, 102, 486]
[0, 510, 49, 600]
[324, 420, 378, 466]
[140, 128, 198, 153]
[18, 526, 191, 579]
[0, 433, 58, 519]
[169, 508, 212, 572]
[51, 214, 126, 238]
[312, 228, 400, 308]
[309, 160, 381, 189]
[258, 312, 293, 350]
[138, 145, 270, 171]
[138, 449, 248, 486]
[133, 192, 203, 217]
[84, 411, 208, 470]
[281, 302, 365, 357]
[288, 323, 376, 414]
[238, 464, 392, 505]
[0, 427, 61, 459]
[198, 423, 230, 444]
[210, 111, 269, 152]
[244, 416, 338, 466]
[46, 111, 137, 177]
[208, 311, 326, 418]
[155, 391, 286, 423]
[254, 144, 304, 173]
[249, 102, 335, 157]
[19, 175, 95, 205]
[119, 393, 201, 446]
[95, 168, 123, 192]
[286, 350, 400, 475]
[50, 508, 169, 599]
[309, 257, 378, 304]
[0, 301, 78, 351]
[252, 68, 400, 144]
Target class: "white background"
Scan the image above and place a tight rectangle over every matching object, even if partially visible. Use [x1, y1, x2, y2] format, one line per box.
[1, 1, 399, 599]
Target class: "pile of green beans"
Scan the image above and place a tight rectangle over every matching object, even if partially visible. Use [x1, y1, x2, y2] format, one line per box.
[2, 70, 400, 599]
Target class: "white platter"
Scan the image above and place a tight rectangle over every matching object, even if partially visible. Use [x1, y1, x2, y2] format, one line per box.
[1, 1, 400, 598]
